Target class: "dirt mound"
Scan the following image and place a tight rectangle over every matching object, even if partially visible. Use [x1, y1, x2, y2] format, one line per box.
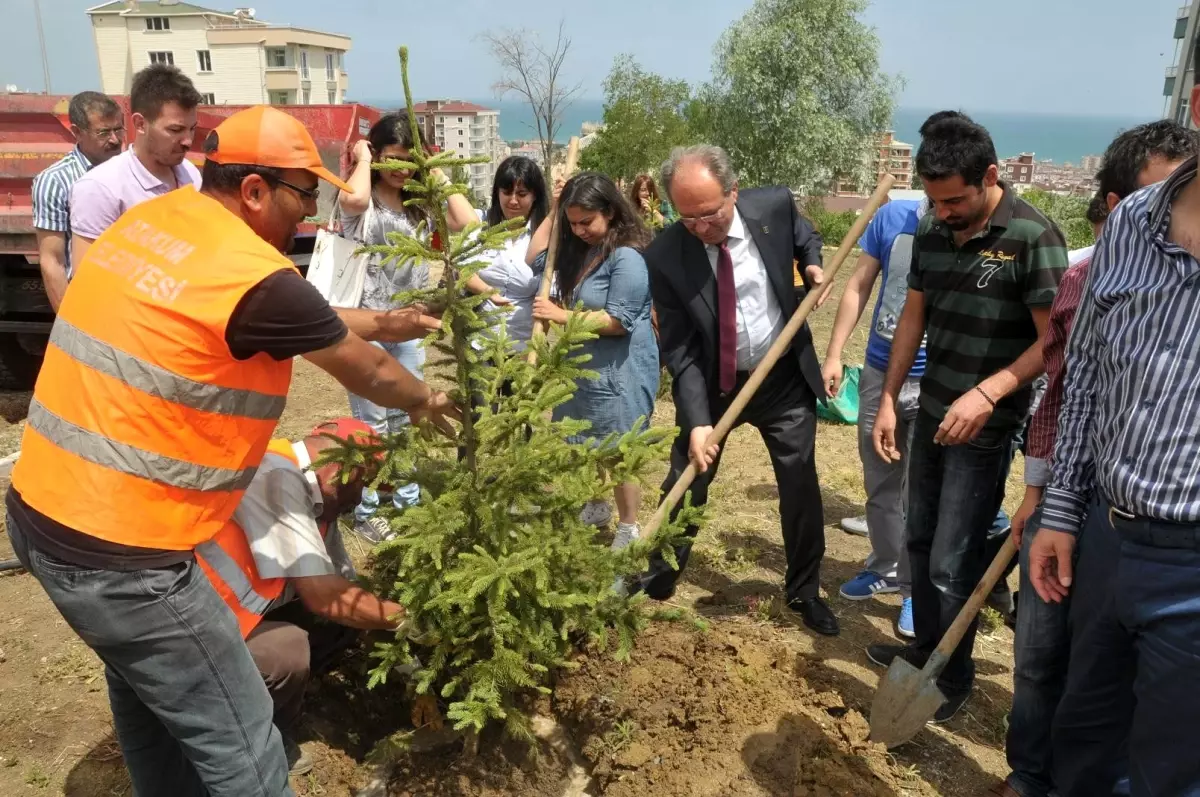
[554, 620, 935, 797]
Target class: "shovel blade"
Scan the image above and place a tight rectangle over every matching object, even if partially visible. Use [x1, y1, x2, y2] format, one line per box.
[868, 658, 947, 749]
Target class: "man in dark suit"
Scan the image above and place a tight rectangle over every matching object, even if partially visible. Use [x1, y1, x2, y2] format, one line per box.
[638, 144, 837, 636]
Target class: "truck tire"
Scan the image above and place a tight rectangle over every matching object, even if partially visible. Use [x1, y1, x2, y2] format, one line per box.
[0, 335, 43, 391]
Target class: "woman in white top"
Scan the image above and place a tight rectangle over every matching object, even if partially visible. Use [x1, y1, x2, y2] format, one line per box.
[472, 156, 549, 351]
[337, 111, 478, 543]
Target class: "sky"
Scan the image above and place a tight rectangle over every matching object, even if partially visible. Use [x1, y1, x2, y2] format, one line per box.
[0, 0, 1183, 118]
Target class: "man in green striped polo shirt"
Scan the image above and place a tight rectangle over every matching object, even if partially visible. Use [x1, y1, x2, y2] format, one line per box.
[866, 112, 1067, 724]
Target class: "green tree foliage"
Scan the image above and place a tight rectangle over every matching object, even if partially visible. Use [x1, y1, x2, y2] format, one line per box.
[578, 54, 700, 183]
[802, 197, 857, 246]
[1020, 188, 1095, 250]
[320, 47, 694, 743]
[695, 0, 898, 191]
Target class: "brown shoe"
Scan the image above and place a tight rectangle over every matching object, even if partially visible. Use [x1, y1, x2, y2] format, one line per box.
[985, 783, 1021, 797]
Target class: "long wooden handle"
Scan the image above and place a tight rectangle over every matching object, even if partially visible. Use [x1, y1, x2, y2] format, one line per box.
[930, 535, 1017, 663]
[528, 136, 582, 365]
[642, 173, 897, 539]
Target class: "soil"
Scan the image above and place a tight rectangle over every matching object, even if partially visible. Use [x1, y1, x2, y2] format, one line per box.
[0, 256, 1021, 795]
[556, 621, 936, 797]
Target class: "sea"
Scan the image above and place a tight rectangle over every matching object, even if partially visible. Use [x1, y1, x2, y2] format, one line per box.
[359, 97, 1155, 166]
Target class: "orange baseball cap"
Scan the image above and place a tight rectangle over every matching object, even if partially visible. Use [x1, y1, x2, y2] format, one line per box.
[204, 105, 353, 193]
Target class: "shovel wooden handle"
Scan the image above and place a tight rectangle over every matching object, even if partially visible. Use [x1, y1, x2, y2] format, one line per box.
[642, 173, 896, 539]
[926, 534, 1018, 672]
[528, 136, 581, 365]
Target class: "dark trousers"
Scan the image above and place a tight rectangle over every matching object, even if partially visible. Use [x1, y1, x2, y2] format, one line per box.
[1005, 505, 1074, 797]
[246, 602, 357, 733]
[6, 511, 292, 797]
[906, 411, 1015, 693]
[1053, 499, 1198, 797]
[642, 358, 825, 602]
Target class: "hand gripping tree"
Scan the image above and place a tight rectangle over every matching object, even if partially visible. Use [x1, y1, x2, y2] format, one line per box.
[321, 47, 696, 743]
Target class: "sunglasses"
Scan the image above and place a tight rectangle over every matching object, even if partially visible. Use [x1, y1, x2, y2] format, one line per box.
[265, 174, 320, 201]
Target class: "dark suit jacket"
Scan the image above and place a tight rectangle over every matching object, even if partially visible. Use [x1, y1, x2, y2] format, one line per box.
[645, 186, 825, 430]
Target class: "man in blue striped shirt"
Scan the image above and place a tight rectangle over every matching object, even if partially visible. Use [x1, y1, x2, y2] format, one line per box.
[32, 91, 124, 311]
[1029, 70, 1200, 795]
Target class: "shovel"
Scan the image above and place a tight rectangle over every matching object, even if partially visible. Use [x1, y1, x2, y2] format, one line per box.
[869, 533, 1017, 748]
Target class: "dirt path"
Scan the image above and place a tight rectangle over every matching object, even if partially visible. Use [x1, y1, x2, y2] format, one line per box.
[0, 258, 1022, 795]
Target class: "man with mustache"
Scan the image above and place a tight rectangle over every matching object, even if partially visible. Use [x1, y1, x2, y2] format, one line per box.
[32, 90, 125, 311]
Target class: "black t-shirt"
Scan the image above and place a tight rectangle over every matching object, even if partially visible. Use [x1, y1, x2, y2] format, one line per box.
[14, 270, 349, 569]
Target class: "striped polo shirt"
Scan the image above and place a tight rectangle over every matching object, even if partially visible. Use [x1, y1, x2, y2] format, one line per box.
[32, 147, 93, 272]
[908, 183, 1067, 432]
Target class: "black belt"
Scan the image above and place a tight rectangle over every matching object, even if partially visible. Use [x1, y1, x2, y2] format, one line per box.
[1107, 505, 1200, 550]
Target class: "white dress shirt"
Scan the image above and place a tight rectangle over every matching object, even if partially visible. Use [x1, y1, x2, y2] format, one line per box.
[705, 210, 786, 371]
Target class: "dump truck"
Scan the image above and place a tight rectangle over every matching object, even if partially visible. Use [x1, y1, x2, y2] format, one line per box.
[0, 93, 383, 389]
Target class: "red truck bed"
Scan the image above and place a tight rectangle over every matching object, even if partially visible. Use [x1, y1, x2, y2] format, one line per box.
[0, 93, 382, 259]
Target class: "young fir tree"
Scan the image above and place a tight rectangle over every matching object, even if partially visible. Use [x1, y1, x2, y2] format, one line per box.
[320, 47, 696, 742]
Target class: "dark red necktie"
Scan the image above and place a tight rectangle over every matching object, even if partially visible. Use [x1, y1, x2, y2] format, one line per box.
[717, 240, 737, 394]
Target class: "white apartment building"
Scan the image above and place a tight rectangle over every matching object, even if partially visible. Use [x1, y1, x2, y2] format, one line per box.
[413, 101, 510, 200]
[87, 0, 351, 106]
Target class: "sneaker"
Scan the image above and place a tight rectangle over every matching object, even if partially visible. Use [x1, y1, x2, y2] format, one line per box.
[839, 515, 869, 536]
[897, 597, 915, 639]
[611, 523, 640, 596]
[611, 522, 640, 551]
[839, 570, 899, 601]
[353, 515, 395, 545]
[283, 736, 313, 776]
[580, 500, 613, 528]
[931, 686, 972, 724]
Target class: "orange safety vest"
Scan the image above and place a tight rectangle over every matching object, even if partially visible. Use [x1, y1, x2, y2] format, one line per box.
[196, 438, 305, 638]
[12, 188, 297, 550]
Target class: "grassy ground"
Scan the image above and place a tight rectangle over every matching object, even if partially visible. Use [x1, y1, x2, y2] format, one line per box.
[0, 251, 1025, 794]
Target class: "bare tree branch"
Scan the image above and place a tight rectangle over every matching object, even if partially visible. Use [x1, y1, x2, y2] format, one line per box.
[480, 22, 580, 173]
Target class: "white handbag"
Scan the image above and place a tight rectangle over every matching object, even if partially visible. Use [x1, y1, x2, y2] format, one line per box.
[306, 203, 369, 308]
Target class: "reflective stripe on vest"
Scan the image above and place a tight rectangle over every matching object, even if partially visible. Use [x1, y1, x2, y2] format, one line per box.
[195, 538, 276, 617]
[50, 319, 287, 420]
[26, 399, 257, 493]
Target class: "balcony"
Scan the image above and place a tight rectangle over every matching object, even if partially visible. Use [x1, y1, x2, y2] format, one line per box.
[1177, 5, 1192, 37]
[1179, 3, 1192, 18]
[1168, 65, 1180, 78]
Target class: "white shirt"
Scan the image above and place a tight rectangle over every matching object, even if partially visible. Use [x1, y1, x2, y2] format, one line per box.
[231, 443, 356, 601]
[705, 210, 785, 371]
[475, 227, 540, 350]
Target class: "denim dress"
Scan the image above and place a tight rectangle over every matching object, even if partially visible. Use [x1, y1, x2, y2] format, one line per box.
[538, 246, 659, 441]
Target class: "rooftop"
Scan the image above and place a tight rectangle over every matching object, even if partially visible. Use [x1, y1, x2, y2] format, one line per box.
[87, 0, 247, 17]
[414, 100, 496, 114]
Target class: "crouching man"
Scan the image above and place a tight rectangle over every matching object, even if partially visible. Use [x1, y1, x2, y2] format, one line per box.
[197, 417, 406, 775]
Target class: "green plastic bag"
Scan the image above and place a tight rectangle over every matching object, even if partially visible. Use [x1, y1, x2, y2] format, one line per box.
[817, 364, 861, 425]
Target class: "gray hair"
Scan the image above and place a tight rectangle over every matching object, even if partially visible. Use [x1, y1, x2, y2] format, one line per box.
[68, 91, 120, 130]
[660, 144, 737, 197]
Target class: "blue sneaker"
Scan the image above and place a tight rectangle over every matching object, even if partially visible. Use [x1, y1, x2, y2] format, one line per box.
[897, 597, 915, 638]
[839, 570, 899, 601]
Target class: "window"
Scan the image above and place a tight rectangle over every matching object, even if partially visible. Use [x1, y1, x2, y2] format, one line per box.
[266, 48, 286, 68]
[1177, 97, 1191, 126]
[302, 88, 310, 105]
[300, 51, 309, 78]
[145, 17, 170, 30]
[325, 52, 334, 79]
[270, 91, 290, 105]
[148, 51, 174, 66]
[325, 88, 334, 103]
[199, 92, 215, 104]
[457, 116, 463, 122]
[197, 50, 212, 72]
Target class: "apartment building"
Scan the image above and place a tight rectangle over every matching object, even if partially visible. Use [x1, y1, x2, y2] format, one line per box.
[413, 100, 510, 199]
[835, 130, 913, 196]
[87, 0, 351, 106]
[1003, 153, 1036, 184]
[1165, 3, 1199, 127]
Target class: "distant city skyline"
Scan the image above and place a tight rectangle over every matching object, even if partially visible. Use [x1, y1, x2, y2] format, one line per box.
[0, 0, 1184, 120]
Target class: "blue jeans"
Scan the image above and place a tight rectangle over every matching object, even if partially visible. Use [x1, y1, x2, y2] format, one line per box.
[1005, 505, 1073, 797]
[906, 410, 1015, 693]
[1053, 499, 1194, 797]
[348, 339, 424, 522]
[6, 512, 291, 797]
